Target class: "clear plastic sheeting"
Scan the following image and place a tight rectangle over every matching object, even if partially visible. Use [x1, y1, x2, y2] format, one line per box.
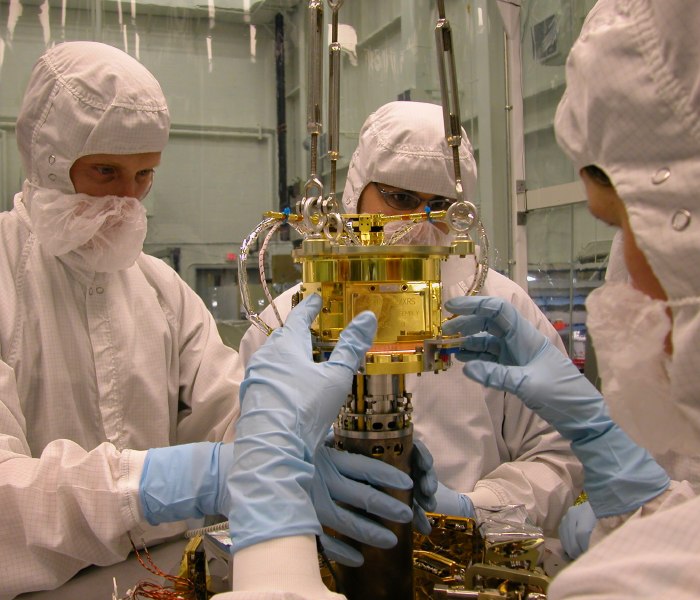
[476, 504, 546, 572]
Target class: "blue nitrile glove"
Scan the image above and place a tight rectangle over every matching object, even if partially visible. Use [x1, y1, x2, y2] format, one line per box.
[139, 441, 234, 525]
[310, 444, 413, 566]
[412, 439, 438, 532]
[442, 296, 670, 518]
[559, 501, 596, 559]
[313, 432, 434, 565]
[434, 481, 475, 518]
[228, 294, 414, 559]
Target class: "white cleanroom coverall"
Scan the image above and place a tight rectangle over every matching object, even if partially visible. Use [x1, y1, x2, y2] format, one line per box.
[0, 42, 241, 598]
[237, 100, 583, 537]
[213, 103, 585, 600]
[547, 0, 700, 597]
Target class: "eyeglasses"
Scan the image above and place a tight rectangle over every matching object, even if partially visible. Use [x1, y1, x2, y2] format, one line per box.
[374, 183, 454, 212]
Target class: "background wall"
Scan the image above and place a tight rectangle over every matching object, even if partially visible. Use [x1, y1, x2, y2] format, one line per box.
[518, 0, 615, 360]
[0, 0, 610, 358]
[0, 0, 279, 319]
[284, 0, 512, 273]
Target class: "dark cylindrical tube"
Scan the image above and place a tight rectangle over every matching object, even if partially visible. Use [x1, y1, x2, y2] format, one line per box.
[332, 427, 414, 600]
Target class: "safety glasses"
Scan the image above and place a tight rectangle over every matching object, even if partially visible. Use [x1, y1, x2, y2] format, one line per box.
[374, 183, 454, 212]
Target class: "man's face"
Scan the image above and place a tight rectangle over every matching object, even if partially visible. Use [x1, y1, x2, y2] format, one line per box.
[357, 182, 452, 232]
[69, 152, 162, 200]
[580, 167, 666, 301]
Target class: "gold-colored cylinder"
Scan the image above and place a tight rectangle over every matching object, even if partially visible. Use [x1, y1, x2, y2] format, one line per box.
[293, 240, 449, 350]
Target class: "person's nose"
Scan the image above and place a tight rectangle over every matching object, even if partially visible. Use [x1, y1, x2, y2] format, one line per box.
[116, 176, 148, 200]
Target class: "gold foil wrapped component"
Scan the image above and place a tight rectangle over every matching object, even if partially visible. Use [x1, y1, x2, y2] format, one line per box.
[321, 510, 550, 599]
[414, 509, 550, 599]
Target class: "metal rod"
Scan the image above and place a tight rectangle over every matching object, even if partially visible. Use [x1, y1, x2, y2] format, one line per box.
[327, 2, 342, 198]
[306, 0, 324, 180]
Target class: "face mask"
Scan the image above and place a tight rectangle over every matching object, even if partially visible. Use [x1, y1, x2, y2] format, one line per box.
[586, 280, 696, 459]
[25, 183, 147, 273]
[383, 219, 453, 246]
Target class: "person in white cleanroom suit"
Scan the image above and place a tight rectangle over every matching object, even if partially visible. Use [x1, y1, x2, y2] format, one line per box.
[0, 42, 427, 598]
[210, 1, 700, 598]
[236, 100, 583, 536]
[445, 0, 700, 597]
[0, 41, 240, 597]
[549, 0, 700, 594]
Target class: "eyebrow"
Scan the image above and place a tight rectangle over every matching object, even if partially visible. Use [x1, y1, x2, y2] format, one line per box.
[379, 185, 439, 199]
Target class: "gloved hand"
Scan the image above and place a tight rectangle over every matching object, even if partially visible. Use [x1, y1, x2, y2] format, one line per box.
[433, 481, 475, 518]
[312, 432, 435, 567]
[412, 440, 439, 532]
[442, 296, 670, 518]
[227, 294, 414, 559]
[139, 441, 233, 525]
[310, 444, 413, 566]
[559, 501, 596, 559]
